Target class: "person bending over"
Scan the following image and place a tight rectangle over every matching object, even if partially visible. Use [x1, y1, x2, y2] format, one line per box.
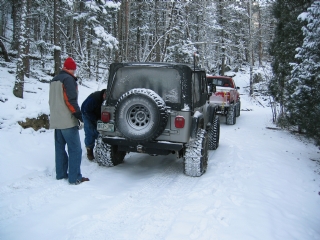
[81, 89, 106, 160]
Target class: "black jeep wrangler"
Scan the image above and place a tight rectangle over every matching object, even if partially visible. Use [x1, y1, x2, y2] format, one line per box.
[96, 62, 220, 177]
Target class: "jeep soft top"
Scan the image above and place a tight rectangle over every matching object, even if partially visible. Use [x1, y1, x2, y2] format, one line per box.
[106, 62, 206, 111]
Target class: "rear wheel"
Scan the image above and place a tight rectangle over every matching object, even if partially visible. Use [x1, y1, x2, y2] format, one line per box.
[184, 129, 208, 177]
[94, 135, 126, 167]
[236, 101, 241, 117]
[233, 105, 237, 124]
[226, 104, 236, 125]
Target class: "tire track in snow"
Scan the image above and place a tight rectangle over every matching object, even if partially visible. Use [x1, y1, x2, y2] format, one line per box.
[134, 169, 200, 239]
[67, 159, 199, 240]
[68, 161, 179, 239]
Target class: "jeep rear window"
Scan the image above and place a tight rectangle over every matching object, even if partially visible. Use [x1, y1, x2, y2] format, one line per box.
[111, 66, 181, 103]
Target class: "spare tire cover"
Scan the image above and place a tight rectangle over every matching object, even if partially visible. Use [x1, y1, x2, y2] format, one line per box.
[115, 88, 168, 142]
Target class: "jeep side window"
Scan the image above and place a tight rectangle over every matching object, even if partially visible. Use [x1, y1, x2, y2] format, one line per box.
[201, 74, 206, 94]
[193, 73, 200, 103]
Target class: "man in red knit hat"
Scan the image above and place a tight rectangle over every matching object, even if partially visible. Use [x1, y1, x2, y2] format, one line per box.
[49, 57, 89, 185]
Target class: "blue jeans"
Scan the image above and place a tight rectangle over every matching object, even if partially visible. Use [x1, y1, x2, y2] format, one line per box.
[54, 127, 82, 184]
[83, 114, 99, 149]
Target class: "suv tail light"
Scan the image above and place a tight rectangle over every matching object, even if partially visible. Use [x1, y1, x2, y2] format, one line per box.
[175, 116, 185, 128]
[101, 111, 111, 123]
[224, 92, 230, 103]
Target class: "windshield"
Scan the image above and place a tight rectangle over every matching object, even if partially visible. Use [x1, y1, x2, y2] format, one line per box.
[111, 66, 181, 103]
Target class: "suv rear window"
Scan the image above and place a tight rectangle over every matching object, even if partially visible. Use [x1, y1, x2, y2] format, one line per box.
[111, 66, 181, 103]
[208, 78, 231, 87]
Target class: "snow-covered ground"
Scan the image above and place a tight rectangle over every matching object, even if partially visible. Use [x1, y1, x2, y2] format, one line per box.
[0, 64, 319, 240]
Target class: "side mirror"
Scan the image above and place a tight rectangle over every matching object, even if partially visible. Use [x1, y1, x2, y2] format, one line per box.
[208, 83, 216, 93]
[207, 84, 216, 97]
[212, 84, 216, 93]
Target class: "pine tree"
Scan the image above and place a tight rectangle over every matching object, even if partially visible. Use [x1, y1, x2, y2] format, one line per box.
[289, 0, 320, 144]
[268, 0, 312, 120]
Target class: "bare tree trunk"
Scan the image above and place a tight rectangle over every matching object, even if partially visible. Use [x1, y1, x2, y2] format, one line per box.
[201, 0, 207, 67]
[218, 0, 225, 76]
[53, 0, 61, 75]
[0, 9, 3, 37]
[23, 0, 31, 78]
[136, 2, 142, 62]
[221, 39, 226, 76]
[116, 3, 123, 62]
[161, 2, 175, 62]
[96, 47, 100, 82]
[33, 12, 39, 42]
[155, 1, 161, 62]
[112, 9, 118, 63]
[0, 1, 10, 38]
[124, 1, 130, 61]
[13, 0, 27, 99]
[66, 5, 74, 57]
[79, 1, 86, 58]
[0, 39, 10, 62]
[136, 26, 141, 61]
[11, 0, 20, 51]
[258, 5, 263, 66]
[87, 28, 92, 77]
[248, 0, 254, 96]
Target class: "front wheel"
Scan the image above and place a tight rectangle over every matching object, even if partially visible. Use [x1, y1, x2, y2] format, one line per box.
[94, 135, 126, 167]
[208, 115, 220, 150]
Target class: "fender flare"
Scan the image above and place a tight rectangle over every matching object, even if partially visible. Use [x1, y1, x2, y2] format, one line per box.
[190, 112, 204, 139]
[207, 104, 217, 125]
[206, 105, 218, 129]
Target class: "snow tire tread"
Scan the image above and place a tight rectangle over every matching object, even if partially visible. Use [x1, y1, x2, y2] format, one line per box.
[94, 135, 126, 167]
[208, 115, 220, 150]
[114, 88, 168, 142]
[184, 129, 208, 177]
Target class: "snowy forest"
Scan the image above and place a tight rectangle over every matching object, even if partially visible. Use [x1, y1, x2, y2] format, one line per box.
[0, 0, 319, 145]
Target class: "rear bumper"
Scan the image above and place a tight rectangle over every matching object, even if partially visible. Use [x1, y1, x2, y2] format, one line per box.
[210, 101, 239, 115]
[102, 137, 184, 155]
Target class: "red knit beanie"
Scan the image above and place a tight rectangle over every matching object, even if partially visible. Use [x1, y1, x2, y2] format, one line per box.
[63, 57, 77, 70]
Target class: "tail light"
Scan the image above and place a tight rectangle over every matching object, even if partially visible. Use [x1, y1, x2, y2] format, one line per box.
[225, 92, 230, 102]
[175, 116, 185, 128]
[101, 111, 111, 123]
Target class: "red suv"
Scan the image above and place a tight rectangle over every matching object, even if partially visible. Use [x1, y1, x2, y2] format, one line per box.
[207, 75, 240, 125]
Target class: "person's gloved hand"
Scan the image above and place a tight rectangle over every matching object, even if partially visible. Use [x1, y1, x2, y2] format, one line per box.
[73, 112, 84, 130]
[78, 119, 84, 130]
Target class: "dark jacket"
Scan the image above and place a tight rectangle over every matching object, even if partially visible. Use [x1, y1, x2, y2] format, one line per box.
[81, 89, 106, 125]
[49, 70, 82, 129]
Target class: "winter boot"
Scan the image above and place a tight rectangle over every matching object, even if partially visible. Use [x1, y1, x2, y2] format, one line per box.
[86, 147, 94, 161]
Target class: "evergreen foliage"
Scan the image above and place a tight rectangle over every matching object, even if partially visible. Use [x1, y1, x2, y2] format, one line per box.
[289, 1, 320, 144]
[0, 0, 274, 82]
[5, 0, 320, 145]
[268, 0, 312, 117]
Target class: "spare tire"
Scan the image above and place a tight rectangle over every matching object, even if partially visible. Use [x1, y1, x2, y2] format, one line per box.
[114, 88, 168, 142]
